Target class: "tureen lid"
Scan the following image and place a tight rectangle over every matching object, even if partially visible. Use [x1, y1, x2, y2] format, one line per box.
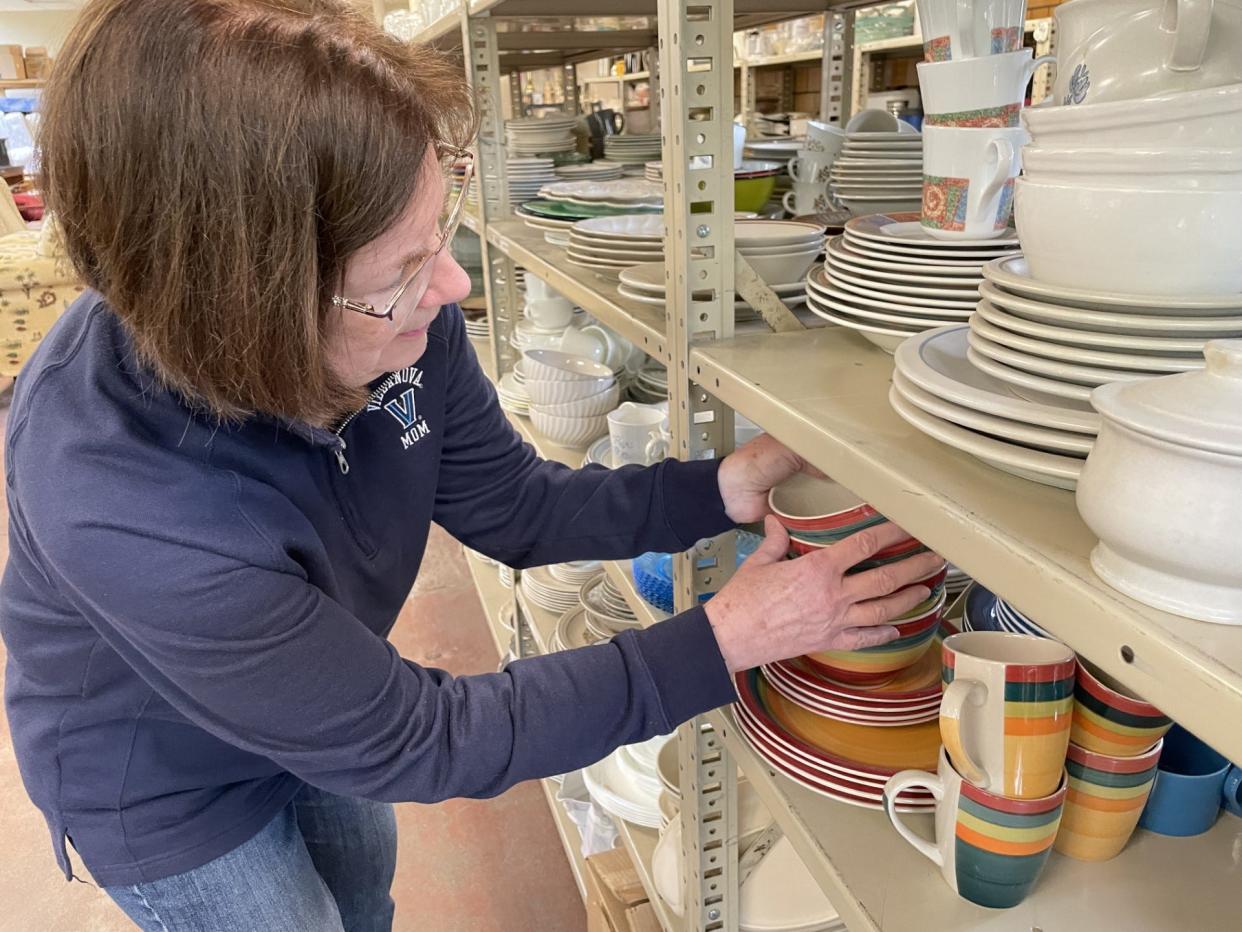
[1091, 340, 1242, 457]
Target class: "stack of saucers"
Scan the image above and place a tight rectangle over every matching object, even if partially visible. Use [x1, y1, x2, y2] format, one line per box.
[961, 583, 1051, 638]
[505, 114, 578, 157]
[628, 360, 668, 403]
[505, 158, 559, 205]
[643, 160, 662, 183]
[968, 255, 1233, 404]
[523, 349, 620, 450]
[519, 564, 588, 614]
[829, 123, 923, 215]
[496, 368, 530, 416]
[539, 179, 663, 210]
[548, 561, 603, 588]
[603, 133, 663, 175]
[551, 605, 603, 651]
[567, 213, 663, 277]
[462, 307, 490, 340]
[554, 161, 624, 182]
[891, 325, 1101, 491]
[805, 212, 1019, 353]
[580, 572, 641, 638]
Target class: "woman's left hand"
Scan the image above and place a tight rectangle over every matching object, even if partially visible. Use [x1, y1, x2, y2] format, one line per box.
[717, 434, 824, 524]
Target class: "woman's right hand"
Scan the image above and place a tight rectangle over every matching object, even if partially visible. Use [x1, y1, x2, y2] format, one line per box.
[704, 516, 945, 673]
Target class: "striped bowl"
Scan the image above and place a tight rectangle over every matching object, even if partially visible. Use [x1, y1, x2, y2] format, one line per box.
[1054, 739, 1163, 862]
[807, 589, 947, 685]
[1070, 658, 1172, 758]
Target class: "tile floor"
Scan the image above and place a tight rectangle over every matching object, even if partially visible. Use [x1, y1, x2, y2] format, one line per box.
[0, 397, 584, 931]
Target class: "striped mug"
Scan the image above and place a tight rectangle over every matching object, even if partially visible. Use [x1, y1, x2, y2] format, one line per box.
[885, 747, 1067, 909]
[1055, 739, 1163, 861]
[941, 631, 1076, 799]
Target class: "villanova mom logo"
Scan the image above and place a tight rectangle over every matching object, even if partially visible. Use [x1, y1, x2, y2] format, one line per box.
[369, 366, 432, 450]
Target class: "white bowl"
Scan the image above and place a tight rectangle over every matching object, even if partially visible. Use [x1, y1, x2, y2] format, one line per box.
[743, 248, 821, 286]
[1022, 82, 1242, 149]
[1022, 146, 1242, 183]
[1014, 176, 1242, 296]
[523, 376, 617, 406]
[523, 348, 614, 382]
[739, 240, 825, 257]
[530, 384, 621, 417]
[530, 410, 611, 449]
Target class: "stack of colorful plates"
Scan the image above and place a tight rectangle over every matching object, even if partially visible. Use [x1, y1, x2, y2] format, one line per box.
[583, 733, 672, 828]
[554, 161, 624, 182]
[520, 564, 587, 613]
[505, 114, 578, 156]
[829, 127, 922, 215]
[603, 133, 663, 174]
[505, 158, 559, 205]
[734, 668, 939, 811]
[805, 213, 1018, 353]
[761, 634, 943, 726]
[892, 325, 1101, 490]
[968, 255, 1230, 405]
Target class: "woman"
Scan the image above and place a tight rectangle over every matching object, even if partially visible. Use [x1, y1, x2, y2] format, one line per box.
[0, 2, 941, 930]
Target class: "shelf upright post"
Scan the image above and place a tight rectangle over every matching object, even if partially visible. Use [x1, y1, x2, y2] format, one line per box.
[463, 12, 518, 380]
[658, 0, 740, 928]
[1030, 18, 1055, 104]
[822, 12, 853, 123]
[738, 61, 755, 134]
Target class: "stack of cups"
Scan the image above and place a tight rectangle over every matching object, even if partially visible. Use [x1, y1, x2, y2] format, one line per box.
[783, 120, 846, 216]
[914, 0, 1054, 239]
[884, 632, 1076, 909]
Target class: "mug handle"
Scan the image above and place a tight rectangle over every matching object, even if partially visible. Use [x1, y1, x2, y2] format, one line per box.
[940, 678, 992, 790]
[884, 770, 946, 865]
[614, 112, 627, 134]
[786, 157, 803, 183]
[1166, 0, 1213, 72]
[645, 430, 671, 463]
[969, 139, 1016, 223]
[1223, 765, 1242, 817]
[1026, 54, 1058, 108]
[782, 190, 798, 213]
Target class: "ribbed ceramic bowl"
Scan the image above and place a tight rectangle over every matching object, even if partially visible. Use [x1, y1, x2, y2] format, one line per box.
[530, 384, 621, 418]
[806, 589, 948, 685]
[523, 376, 616, 406]
[530, 410, 610, 450]
[523, 348, 614, 382]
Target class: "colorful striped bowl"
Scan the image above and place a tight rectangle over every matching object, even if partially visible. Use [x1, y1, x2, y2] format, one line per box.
[807, 589, 947, 685]
[768, 475, 880, 532]
[1070, 658, 1172, 758]
[1054, 739, 1163, 862]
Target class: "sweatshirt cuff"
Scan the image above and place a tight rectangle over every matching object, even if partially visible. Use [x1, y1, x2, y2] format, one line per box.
[631, 605, 738, 728]
[660, 457, 736, 550]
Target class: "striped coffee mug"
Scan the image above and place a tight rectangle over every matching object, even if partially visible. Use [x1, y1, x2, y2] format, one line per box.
[941, 631, 1076, 798]
[885, 747, 1066, 909]
[1055, 739, 1163, 862]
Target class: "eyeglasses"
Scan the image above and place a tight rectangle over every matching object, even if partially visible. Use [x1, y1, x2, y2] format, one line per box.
[331, 142, 475, 322]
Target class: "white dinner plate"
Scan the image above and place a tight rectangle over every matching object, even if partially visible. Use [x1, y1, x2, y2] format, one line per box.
[978, 280, 1242, 335]
[804, 302, 913, 353]
[974, 300, 1215, 355]
[847, 212, 1018, 248]
[846, 234, 1019, 262]
[826, 237, 982, 279]
[567, 238, 662, 261]
[574, 214, 664, 238]
[831, 158, 924, 170]
[840, 234, 1002, 267]
[824, 268, 979, 309]
[970, 315, 1202, 373]
[965, 345, 1094, 403]
[825, 241, 982, 292]
[967, 330, 1154, 387]
[806, 289, 957, 329]
[894, 327, 1100, 432]
[807, 266, 973, 319]
[888, 386, 1083, 490]
[983, 255, 1242, 313]
[893, 371, 1093, 456]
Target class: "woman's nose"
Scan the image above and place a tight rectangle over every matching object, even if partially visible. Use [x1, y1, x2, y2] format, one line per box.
[419, 250, 472, 310]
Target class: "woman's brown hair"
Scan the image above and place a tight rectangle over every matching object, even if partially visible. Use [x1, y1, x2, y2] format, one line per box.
[40, 0, 475, 423]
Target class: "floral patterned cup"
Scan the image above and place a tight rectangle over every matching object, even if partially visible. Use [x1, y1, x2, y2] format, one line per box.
[918, 51, 1056, 128]
[921, 125, 1028, 240]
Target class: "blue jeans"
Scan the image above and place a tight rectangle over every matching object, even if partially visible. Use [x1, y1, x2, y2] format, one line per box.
[105, 785, 397, 932]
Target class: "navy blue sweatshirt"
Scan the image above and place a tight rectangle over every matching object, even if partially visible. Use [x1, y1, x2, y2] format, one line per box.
[0, 293, 738, 887]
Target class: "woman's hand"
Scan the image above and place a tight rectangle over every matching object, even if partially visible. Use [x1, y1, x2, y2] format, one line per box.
[716, 434, 823, 524]
[704, 516, 944, 673]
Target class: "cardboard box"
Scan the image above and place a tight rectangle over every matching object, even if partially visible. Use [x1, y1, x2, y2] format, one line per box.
[625, 903, 664, 932]
[23, 47, 51, 81]
[584, 848, 650, 932]
[0, 46, 26, 81]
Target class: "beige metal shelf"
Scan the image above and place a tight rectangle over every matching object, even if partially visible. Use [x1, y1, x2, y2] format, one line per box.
[485, 219, 669, 361]
[688, 327, 1242, 765]
[737, 49, 825, 67]
[461, 205, 482, 235]
[706, 705, 1242, 932]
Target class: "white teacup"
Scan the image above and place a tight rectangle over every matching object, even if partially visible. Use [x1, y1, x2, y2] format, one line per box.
[804, 119, 847, 159]
[921, 125, 1028, 240]
[916, 0, 1027, 61]
[782, 183, 831, 216]
[1054, 0, 1242, 106]
[525, 296, 574, 330]
[787, 153, 834, 185]
[607, 402, 671, 466]
[918, 50, 1056, 127]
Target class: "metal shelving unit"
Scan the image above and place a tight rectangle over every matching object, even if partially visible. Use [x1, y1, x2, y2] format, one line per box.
[403, 1, 1242, 929]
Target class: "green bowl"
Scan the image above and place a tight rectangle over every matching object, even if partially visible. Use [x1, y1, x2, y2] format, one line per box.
[735, 175, 777, 211]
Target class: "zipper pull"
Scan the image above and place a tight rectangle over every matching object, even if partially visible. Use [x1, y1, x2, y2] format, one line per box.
[333, 439, 350, 475]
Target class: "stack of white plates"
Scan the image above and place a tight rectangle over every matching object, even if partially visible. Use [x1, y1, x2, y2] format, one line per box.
[554, 161, 624, 182]
[583, 733, 672, 828]
[805, 212, 1018, 354]
[505, 114, 577, 156]
[603, 134, 663, 173]
[551, 605, 602, 651]
[891, 326, 1101, 491]
[463, 310, 490, 340]
[567, 213, 663, 278]
[518, 209, 577, 247]
[496, 371, 530, 416]
[628, 361, 668, 404]
[506, 158, 558, 205]
[539, 179, 663, 210]
[520, 564, 587, 613]
[547, 561, 602, 587]
[744, 137, 803, 161]
[580, 572, 640, 638]
[968, 255, 1233, 405]
[829, 127, 922, 216]
[643, 160, 662, 183]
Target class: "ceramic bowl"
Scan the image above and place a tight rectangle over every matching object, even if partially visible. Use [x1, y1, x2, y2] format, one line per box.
[768, 474, 880, 532]
[1070, 658, 1172, 757]
[1022, 82, 1242, 149]
[1021, 146, 1242, 186]
[530, 410, 611, 449]
[1014, 176, 1242, 296]
[744, 248, 821, 286]
[523, 376, 616, 406]
[734, 175, 778, 212]
[523, 348, 614, 382]
[530, 384, 621, 418]
[806, 589, 947, 685]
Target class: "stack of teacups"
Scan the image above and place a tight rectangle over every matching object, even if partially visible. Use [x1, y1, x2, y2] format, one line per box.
[783, 120, 846, 216]
[914, 0, 1049, 239]
[522, 349, 620, 450]
[885, 631, 1076, 908]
